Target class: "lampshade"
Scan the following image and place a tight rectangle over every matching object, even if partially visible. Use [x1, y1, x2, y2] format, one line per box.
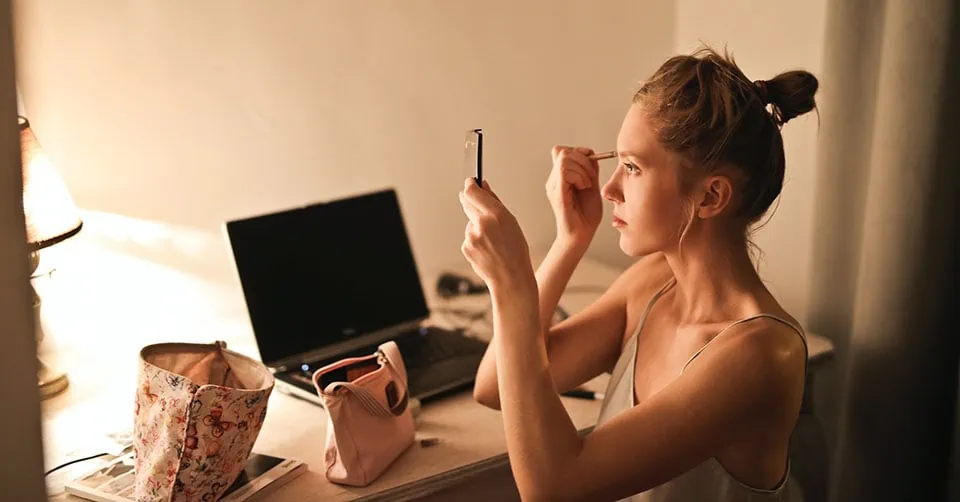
[19, 116, 82, 252]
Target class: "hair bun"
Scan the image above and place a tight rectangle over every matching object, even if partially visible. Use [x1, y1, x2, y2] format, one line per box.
[757, 71, 819, 126]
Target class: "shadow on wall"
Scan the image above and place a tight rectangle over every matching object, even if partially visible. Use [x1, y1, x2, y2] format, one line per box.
[70, 209, 238, 286]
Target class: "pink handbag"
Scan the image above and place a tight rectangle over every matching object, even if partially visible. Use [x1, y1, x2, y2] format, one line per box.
[311, 341, 415, 487]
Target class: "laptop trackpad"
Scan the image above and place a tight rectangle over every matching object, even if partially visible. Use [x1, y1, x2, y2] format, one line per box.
[406, 355, 482, 400]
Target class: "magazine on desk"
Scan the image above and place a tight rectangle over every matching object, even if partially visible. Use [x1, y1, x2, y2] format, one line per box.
[65, 445, 307, 502]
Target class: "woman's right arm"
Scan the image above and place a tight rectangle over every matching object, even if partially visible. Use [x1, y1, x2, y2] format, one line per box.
[473, 242, 647, 409]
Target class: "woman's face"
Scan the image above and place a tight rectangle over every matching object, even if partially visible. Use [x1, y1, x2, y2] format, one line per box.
[600, 103, 689, 257]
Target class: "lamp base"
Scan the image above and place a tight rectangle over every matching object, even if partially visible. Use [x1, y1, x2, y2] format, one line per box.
[38, 358, 69, 399]
[30, 251, 70, 400]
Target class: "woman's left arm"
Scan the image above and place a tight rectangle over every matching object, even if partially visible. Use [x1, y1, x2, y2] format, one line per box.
[491, 288, 804, 501]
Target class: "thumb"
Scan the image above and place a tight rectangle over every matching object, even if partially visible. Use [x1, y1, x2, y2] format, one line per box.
[588, 158, 600, 185]
[573, 147, 600, 185]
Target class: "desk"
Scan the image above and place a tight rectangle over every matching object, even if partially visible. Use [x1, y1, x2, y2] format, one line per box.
[41, 243, 834, 501]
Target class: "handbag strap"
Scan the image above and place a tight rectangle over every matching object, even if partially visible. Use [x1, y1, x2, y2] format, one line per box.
[318, 343, 409, 418]
[377, 342, 407, 389]
[327, 381, 397, 417]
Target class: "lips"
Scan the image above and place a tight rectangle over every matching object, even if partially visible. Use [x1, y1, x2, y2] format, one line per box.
[612, 214, 627, 226]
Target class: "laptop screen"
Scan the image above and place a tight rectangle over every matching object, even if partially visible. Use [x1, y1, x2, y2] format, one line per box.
[225, 188, 430, 366]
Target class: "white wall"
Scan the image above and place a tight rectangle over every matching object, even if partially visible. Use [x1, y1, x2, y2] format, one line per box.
[12, 0, 675, 281]
[10, 0, 832, 352]
[675, 0, 828, 324]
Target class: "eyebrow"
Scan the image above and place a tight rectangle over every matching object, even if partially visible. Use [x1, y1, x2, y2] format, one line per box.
[617, 150, 651, 164]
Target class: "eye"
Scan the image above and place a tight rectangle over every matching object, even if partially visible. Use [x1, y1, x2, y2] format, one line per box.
[622, 162, 640, 174]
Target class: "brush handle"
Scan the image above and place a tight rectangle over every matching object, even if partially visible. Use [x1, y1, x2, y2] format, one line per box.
[588, 151, 616, 161]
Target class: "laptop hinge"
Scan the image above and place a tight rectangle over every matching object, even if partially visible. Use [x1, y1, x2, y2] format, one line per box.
[268, 318, 426, 373]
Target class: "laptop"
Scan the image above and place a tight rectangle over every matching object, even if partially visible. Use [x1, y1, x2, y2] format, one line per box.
[223, 188, 488, 406]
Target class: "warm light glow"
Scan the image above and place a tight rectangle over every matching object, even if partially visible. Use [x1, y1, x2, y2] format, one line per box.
[77, 209, 218, 259]
[20, 116, 82, 250]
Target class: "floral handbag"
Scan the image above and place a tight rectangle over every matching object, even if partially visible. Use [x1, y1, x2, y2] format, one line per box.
[134, 341, 274, 501]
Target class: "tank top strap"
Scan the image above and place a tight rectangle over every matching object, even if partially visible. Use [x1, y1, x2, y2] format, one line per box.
[680, 313, 807, 375]
[625, 277, 677, 345]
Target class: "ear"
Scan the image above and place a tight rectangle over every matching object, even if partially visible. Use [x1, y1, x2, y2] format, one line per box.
[696, 175, 734, 219]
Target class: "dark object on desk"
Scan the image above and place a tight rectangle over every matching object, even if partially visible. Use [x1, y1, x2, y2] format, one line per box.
[222, 452, 308, 500]
[436, 272, 488, 298]
[419, 437, 442, 448]
[223, 188, 488, 407]
[561, 388, 604, 400]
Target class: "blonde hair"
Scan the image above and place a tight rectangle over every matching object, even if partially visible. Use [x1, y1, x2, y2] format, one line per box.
[637, 46, 819, 257]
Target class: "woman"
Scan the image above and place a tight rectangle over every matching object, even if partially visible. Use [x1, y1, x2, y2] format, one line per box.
[458, 47, 818, 502]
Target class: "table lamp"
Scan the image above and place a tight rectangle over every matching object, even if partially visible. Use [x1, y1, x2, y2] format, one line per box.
[19, 115, 83, 399]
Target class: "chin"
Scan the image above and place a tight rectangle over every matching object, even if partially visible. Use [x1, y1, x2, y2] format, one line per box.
[618, 233, 658, 258]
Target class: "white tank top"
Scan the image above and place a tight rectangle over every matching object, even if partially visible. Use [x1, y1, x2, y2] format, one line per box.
[595, 279, 808, 502]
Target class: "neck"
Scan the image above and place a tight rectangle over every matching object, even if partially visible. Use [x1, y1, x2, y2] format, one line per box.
[662, 225, 765, 324]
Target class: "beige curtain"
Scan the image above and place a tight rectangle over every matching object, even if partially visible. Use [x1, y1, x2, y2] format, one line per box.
[808, 0, 960, 500]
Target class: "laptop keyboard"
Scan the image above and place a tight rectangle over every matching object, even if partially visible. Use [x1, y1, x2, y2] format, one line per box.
[394, 327, 487, 369]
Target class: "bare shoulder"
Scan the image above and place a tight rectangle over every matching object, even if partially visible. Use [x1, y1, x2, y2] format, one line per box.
[699, 315, 807, 409]
[722, 316, 806, 365]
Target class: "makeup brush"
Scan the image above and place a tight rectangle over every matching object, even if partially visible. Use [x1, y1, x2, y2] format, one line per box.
[588, 151, 616, 161]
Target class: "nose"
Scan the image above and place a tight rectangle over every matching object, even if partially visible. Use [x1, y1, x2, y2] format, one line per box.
[600, 171, 623, 204]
